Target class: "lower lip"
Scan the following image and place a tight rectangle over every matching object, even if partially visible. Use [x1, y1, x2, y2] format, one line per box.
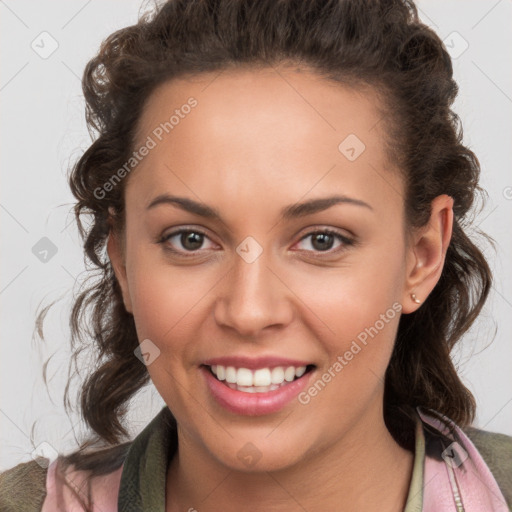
[201, 365, 314, 416]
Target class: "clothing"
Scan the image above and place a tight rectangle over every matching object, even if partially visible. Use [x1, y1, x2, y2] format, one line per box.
[1, 406, 511, 511]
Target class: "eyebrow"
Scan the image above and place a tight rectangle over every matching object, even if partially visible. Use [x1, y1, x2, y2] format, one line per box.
[146, 193, 373, 220]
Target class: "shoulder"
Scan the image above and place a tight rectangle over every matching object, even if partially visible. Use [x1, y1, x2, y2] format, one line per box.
[0, 457, 49, 512]
[464, 425, 512, 464]
[0, 442, 130, 512]
[463, 426, 512, 507]
[41, 455, 124, 511]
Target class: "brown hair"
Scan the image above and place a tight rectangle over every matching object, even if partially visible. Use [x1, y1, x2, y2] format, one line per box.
[37, 0, 491, 501]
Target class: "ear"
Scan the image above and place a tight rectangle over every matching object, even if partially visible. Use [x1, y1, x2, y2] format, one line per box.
[106, 227, 133, 314]
[401, 194, 454, 314]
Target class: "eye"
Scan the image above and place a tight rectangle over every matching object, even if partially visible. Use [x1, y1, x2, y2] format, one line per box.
[158, 228, 217, 255]
[294, 229, 355, 254]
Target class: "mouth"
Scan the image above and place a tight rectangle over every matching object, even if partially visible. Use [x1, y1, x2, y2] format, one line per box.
[200, 362, 317, 416]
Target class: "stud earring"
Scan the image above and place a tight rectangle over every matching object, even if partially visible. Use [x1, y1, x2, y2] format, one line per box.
[411, 293, 421, 304]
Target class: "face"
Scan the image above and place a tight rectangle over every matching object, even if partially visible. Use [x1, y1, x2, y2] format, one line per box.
[109, 66, 423, 472]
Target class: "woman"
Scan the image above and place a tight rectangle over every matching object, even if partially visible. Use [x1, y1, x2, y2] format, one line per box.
[1, 0, 511, 510]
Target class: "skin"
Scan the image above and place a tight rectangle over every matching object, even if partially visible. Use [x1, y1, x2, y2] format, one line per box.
[107, 65, 453, 511]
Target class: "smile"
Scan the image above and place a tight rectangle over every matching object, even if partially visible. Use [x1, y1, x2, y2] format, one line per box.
[200, 361, 316, 416]
[208, 364, 311, 392]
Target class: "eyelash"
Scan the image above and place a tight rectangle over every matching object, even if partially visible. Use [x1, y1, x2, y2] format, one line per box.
[157, 227, 356, 258]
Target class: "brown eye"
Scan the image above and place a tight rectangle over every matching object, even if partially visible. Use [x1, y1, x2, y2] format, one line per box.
[310, 232, 335, 251]
[295, 229, 355, 255]
[180, 231, 204, 251]
[159, 229, 216, 255]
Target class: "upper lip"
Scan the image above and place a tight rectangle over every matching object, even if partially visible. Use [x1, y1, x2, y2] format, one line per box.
[202, 355, 314, 370]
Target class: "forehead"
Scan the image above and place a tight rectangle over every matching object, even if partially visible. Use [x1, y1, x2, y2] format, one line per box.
[128, 66, 403, 219]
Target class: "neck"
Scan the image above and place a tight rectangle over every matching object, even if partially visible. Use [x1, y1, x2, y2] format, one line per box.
[166, 403, 414, 512]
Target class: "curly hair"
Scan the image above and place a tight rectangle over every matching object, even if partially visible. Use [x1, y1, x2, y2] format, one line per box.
[39, 0, 491, 496]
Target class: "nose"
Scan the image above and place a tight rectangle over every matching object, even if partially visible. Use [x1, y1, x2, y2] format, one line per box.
[213, 249, 294, 338]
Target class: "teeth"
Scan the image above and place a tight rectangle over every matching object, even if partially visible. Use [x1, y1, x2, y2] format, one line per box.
[225, 366, 237, 383]
[237, 368, 253, 386]
[210, 364, 308, 389]
[284, 366, 296, 382]
[216, 365, 226, 381]
[295, 366, 306, 378]
[271, 367, 284, 384]
[232, 384, 282, 393]
[253, 368, 272, 386]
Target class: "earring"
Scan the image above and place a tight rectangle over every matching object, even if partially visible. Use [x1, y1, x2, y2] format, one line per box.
[411, 293, 421, 304]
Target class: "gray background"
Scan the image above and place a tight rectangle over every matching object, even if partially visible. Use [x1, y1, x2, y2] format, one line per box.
[1, 0, 511, 470]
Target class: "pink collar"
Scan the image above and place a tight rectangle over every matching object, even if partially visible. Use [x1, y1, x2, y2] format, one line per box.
[419, 409, 509, 511]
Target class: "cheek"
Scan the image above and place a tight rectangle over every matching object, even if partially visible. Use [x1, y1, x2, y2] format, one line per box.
[126, 242, 191, 323]
[298, 272, 403, 421]
[301, 245, 404, 332]
[298, 238, 405, 382]
[128, 266, 201, 343]
[126, 261, 206, 410]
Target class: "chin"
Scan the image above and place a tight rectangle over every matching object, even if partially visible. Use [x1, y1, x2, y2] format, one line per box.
[205, 429, 316, 474]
